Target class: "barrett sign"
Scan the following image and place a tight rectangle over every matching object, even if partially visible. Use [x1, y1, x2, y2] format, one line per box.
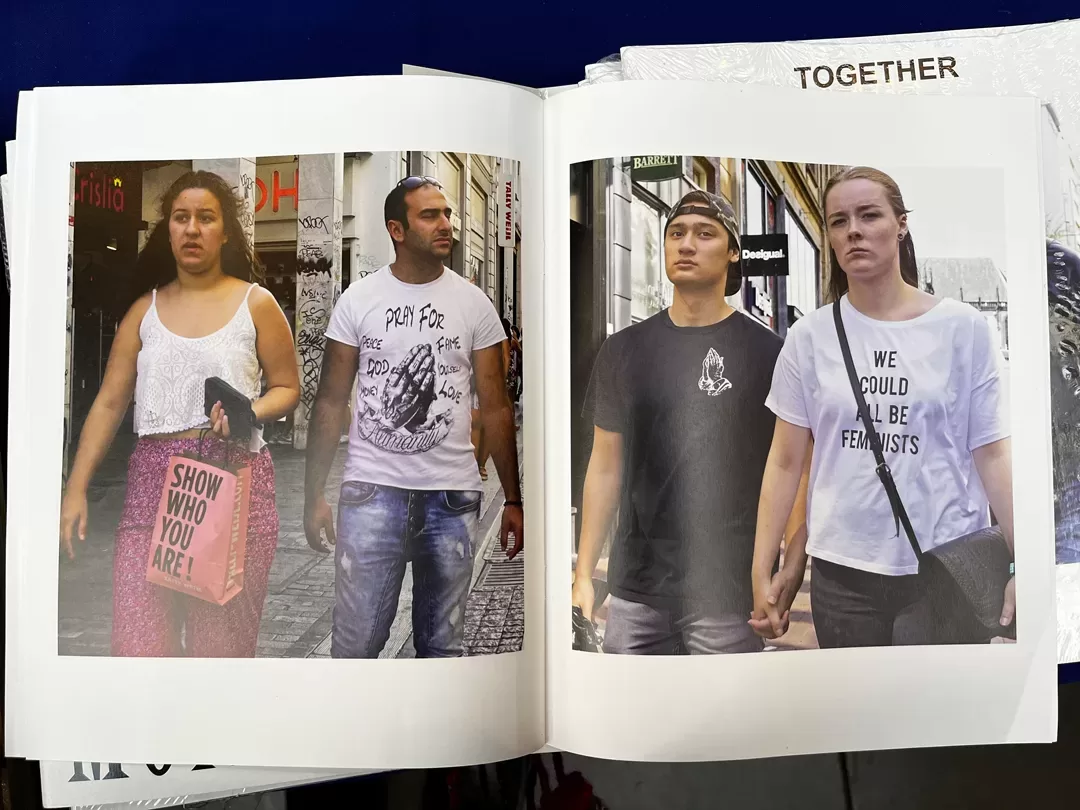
[740, 234, 789, 276]
[630, 155, 682, 183]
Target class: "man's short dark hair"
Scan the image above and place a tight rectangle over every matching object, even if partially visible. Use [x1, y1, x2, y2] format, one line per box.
[384, 177, 441, 233]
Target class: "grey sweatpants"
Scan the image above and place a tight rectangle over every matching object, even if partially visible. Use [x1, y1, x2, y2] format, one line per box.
[602, 595, 764, 655]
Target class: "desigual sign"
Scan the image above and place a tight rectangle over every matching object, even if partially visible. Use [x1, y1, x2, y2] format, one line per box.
[740, 233, 789, 276]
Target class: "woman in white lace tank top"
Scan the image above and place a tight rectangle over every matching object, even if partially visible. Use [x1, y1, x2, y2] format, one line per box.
[58, 170, 300, 657]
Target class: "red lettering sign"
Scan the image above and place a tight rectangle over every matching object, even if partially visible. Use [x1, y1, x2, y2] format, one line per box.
[254, 169, 300, 214]
[73, 167, 125, 214]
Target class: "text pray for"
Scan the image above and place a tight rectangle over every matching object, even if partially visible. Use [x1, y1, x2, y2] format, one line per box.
[384, 303, 446, 333]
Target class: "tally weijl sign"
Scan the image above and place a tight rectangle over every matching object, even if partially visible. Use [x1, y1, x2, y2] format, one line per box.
[498, 171, 515, 246]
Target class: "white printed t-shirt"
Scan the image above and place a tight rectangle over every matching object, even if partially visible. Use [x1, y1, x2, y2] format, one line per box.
[765, 295, 1010, 576]
[323, 266, 506, 492]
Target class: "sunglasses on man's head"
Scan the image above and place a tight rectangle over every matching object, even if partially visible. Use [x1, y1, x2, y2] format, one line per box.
[397, 176, 442, 190]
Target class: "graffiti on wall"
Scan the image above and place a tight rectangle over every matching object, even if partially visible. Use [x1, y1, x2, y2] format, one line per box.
[295, 283, 332, 415]
[292, 191, 341, 448]
[238, 163, 256, 237]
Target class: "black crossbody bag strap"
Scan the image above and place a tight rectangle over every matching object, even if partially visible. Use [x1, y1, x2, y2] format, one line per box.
[832, 300, 923, 565]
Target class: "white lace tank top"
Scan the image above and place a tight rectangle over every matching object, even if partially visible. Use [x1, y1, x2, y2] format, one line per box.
[134, 284, 265, 451]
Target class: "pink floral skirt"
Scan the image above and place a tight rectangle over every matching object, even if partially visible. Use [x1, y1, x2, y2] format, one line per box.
[111, 436, 279, 657]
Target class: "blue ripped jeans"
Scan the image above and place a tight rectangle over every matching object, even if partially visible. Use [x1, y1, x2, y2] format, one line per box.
[331, 481, 481, 659]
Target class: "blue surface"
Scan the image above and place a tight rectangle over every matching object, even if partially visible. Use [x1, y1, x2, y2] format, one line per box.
[3, 0, 1076, 178]
[5, 1, 1080, 683]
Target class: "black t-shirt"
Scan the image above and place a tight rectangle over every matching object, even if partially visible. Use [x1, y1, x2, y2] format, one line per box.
[584, 309, 783, 614]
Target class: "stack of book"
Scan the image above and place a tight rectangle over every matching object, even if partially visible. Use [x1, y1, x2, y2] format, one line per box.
[5, 18, 1080, 809]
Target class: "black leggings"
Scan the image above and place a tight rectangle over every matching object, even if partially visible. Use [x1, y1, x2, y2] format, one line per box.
[811, 557, 929, 647]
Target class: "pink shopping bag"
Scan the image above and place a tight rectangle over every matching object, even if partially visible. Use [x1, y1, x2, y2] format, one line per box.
[145, 450, 251, 606]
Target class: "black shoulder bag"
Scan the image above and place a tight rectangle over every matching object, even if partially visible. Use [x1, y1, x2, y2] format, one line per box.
[832, 300, 1015, 642]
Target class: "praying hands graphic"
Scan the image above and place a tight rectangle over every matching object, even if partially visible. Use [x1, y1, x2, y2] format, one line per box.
[698, 348, 733, 396]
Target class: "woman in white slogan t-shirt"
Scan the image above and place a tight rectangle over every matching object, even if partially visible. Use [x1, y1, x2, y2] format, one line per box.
[750, 167, 1015, 648]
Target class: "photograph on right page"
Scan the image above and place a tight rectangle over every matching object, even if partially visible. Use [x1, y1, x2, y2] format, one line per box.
[568, 155, 1014, 654]
[616, 24, 1080, 662]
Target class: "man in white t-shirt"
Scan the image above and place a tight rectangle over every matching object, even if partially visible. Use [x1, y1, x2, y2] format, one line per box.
[302, 176, 523, 658]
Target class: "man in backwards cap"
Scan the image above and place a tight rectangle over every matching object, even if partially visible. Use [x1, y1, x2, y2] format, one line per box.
[573, 189, 809, 654]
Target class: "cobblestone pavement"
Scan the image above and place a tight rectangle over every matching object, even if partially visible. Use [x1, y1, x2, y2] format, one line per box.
[58, 426, 526, 659]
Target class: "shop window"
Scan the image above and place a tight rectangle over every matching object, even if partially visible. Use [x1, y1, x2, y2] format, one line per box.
[692, 157, 715, 192]
[437, 152, 462, 211]
[745, 168, 764, 236]
[718, 159, 736, 208]
[785, 205, 820, 315]
[630, 194, 672, 322]
[469, 179, 487, 235]
[743, 167, 771, 322]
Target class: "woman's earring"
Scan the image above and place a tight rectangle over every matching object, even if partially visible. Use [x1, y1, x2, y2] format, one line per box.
[898, 232, 906, 241]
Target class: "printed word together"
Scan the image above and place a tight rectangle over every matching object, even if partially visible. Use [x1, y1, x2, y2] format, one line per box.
[795, 57, 958, 88]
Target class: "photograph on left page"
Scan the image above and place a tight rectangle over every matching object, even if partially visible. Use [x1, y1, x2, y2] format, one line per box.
[58, 152, 525, 660]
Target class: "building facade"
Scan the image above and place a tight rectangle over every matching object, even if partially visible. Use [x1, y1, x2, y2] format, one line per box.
[1042, 102, 1080, 250]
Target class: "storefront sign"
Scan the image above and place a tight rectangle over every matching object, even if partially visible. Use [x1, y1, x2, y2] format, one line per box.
[740, 233, 789, 276]
[630, 155, 682, 183]
[498, 172, 514, 246]
[73, 165, 127, 214]
[254, 163, 299, 221]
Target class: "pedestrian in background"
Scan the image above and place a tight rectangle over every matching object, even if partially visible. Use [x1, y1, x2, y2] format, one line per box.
[505, 319, 523, 424]
[59, 170, 300, 657]
[752, 166, 1015, 648]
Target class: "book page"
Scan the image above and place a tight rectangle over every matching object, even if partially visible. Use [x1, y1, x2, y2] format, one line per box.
[6, 74, 545, 768]
[544, 79, 1055, 760]
[4, 150, 372, 802]
[619, 22, 1080, 665]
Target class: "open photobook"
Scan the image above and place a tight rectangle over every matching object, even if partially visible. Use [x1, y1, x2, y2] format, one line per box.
[4, 73, 1056, 772]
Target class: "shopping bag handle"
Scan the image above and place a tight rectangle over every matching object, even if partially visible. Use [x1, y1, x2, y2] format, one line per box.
[196, 428, 234, 469]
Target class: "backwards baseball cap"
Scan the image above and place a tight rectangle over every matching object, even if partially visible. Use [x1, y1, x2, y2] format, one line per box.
[665, 189, 743, 296]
